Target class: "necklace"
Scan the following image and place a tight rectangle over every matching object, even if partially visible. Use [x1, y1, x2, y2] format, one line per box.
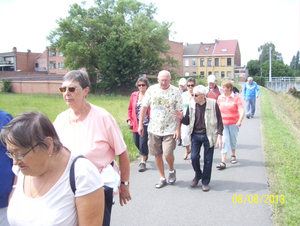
[70, 106, 86, 123]
[29, 168, 53, 198]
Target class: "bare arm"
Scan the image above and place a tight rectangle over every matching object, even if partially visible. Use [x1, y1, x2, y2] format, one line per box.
[76, 187, 105, 226]
[138, 106, 148, 137]
[237, 107, 245, 127]
[118, 150, 131, 206]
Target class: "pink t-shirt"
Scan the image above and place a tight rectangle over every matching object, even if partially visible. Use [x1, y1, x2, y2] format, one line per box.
[54, 104, 127, 173]
[217, 93, 244, 125]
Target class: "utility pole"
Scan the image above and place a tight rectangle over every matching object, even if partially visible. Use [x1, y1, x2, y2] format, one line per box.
[269, 47, 272, 82]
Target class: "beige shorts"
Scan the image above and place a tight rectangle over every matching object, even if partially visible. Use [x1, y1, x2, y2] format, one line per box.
[148, 132, 176, 156]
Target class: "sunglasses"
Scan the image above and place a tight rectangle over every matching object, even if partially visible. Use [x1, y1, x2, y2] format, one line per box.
[191, 94, 200, 97]
[59, 86, 79, 93]
[138, 84, 146, 87]
[187, 84, 195, 87]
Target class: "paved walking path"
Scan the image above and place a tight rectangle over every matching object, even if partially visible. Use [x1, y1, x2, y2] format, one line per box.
[111, 83, 273, 226]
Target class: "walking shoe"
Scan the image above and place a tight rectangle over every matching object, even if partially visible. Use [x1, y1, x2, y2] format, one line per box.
[202, 184, 210, 192]
[246, 115, 250, 119]
[168, 170, 176, 184]
[250, 115, 254, 118]
[138, 162, 146, 172]
[155, 178, 167, 189]
[190, 178, 200, 187]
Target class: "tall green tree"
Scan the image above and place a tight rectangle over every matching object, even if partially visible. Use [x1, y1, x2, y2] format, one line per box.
[258, 42, 283, 64]
[289, 51, 300, 76]
[246, 60, 261, 77]
[261, 60, 294, 77]
[47, 0, 177, 91]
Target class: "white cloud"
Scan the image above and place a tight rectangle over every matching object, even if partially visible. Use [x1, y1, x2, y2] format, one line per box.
[1, 0, 299, 66]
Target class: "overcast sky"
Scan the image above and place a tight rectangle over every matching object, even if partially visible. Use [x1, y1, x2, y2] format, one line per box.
[0, 0, 299, 66]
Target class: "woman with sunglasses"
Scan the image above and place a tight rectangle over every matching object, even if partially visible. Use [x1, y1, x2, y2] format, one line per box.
[181, 77, 196, 160]
[54, 70, 131, 226]
[127, 77, 151, 172]
[174, 85, 223, 192]
[0, 111, 104, 225]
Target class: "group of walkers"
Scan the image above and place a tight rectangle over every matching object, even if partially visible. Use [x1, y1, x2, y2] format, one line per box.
[0, 69, 260, 226]
[127, 72, 260, 193]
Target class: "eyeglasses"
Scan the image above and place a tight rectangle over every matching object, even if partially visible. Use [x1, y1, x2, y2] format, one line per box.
[138, 84, 146, 87]
[59, 86, 80, 93]
[6, 143, 39, 161]
[187, 84, 195, 87]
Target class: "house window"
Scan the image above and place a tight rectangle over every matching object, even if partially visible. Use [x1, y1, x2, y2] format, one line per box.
[227, 58, 232, 66]
[208, 58, 212, 66]
[58, 52, 64, 57]
[49, 50, 56, 57]
[193, 72, 196, 76]
[192, 59, 196, 67]
[185, 72, 189, 76]
[215, 58, 219, 66]
[208, 71, 212, 75]
[49, 61, 56, 69]
[227, 71, 232, 78]
[215, 72, 219, 78]
[35, 63, 39, 68]
[58, 62, 64, 69]
[185, 59, 189, 67]
[200, 71, 204, 76]
[200, 59, 205, 66]
[221, 71, 225, 78]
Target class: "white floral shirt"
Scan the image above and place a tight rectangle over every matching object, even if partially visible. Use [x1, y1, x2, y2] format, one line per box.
[142, 84, 183, 136]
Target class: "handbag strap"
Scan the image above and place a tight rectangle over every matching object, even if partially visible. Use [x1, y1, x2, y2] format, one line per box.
[70, 155, 86, 194]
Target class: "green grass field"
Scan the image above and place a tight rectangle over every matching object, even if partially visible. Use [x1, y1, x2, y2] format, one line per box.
[0, 93, 139, 161]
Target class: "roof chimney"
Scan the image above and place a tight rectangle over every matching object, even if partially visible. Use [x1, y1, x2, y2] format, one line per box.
[27, 49, 31, 53]
[13, 47, 17, 53]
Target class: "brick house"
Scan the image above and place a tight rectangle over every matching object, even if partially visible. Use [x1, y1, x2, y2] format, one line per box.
[0, 47, 41, 72]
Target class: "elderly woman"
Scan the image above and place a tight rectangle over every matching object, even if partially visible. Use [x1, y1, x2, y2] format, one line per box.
[0, 111, 104, 225]
[181, 77, 196, 160]
[54, 70, 131, 226]
[217, 80, 245, 169]
[127, 77, 151, 172]
[174, 85, 223, 192]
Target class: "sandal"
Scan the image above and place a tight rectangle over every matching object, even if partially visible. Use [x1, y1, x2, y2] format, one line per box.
[216, 162, 226, 170]
[183, 151, 191, 160]
[231, 155, 237, 164]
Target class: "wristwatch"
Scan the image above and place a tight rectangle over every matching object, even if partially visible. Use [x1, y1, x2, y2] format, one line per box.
[121, 181, 130, 186]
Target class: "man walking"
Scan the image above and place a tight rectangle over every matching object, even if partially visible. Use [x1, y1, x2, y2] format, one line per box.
[206, 74, 223, 100]
[138, 70, 183, 188]
[244, 77, 260, 118]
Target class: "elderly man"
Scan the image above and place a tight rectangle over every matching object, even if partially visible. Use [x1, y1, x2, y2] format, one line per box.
[244, 77, 260, 119]
[206, 74, 223, 100]
[138, 70, 183, 188]
[174, 85, 223, 192]
[178, 78, 187, 93]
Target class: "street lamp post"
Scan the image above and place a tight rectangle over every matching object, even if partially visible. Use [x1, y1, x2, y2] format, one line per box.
[269, 47, 272, 82]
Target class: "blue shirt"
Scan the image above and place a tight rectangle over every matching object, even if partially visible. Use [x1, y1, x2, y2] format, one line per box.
[0, 110, 13, 208]
[244, 81, 260, 99]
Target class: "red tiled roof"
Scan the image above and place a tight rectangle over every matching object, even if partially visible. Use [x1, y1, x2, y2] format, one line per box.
[198, 43, 215, 55]
[213, 40, 238, 55]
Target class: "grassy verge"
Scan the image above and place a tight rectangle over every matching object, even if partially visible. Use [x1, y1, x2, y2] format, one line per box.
[0, 93, 139, 162]
[260, 87, 300, 225]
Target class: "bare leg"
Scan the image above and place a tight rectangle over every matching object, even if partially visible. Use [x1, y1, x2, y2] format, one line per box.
[155, 155, 165, 178]
[183, 146, 191, 160]
[165, 155, 175, 172]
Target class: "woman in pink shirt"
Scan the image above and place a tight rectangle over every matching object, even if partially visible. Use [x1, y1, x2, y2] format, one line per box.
[54, 70, 131, 226]
[216, 80, 245, 170]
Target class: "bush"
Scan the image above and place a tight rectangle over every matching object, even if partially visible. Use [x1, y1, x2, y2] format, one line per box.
[252, 76, 265, 87]
[1, 79, 12, 92]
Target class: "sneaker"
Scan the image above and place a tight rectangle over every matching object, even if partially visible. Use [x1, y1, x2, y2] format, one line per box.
[246, 115, 250, 119]
[250, 115, 254, 118]
[190, 178, 200, 187]
[155, 178, 167, 189]
[138, 162, 146, 172]
[168, 170, 176, 184]
[202, 184, 210, 192]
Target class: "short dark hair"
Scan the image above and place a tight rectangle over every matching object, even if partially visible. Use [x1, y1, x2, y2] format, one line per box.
[63, 70, 90, 89]
[135, 77, 150, 88]
[187, 77, 196, 84]
[0, 111, 63, 154]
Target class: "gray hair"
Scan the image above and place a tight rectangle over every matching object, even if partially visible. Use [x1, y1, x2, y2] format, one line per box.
[158, 70, 171, 79]
[193, 85, 208, 95]
[135, 77, 150, 88]
[0, 111, 63, 154]
[247, 77, 253, 81]
[63, 70, 90, 89]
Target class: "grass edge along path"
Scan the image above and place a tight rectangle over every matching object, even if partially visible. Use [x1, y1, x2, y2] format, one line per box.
[260, 87, 300, 226]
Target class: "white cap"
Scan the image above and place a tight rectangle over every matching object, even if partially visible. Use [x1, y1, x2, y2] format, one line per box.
[178, 78, 187, 86]
[207, 75, 216, 83]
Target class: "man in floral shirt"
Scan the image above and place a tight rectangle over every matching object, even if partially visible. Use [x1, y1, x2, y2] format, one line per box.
[138, 70, 183, 188]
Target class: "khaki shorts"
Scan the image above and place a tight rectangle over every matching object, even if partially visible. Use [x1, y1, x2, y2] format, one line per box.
[148, 132, 176, 156]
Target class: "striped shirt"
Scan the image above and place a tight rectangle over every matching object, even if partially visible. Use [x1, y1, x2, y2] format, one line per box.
[217, 92, 244, 125]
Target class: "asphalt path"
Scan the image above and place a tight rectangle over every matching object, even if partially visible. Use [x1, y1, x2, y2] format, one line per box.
[111, 83, 273, 226]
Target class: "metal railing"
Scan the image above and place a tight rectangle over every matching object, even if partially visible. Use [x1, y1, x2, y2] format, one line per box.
[265, 77, 300, 82]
